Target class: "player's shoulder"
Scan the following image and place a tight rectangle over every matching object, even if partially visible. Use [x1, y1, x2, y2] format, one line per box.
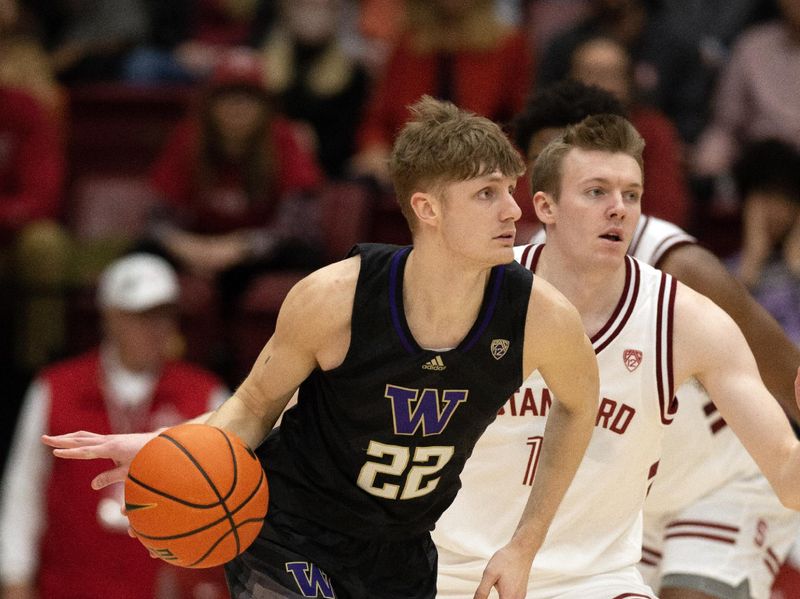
[629, 215, 696, 266]
[672, 276, 731, 332]
[278, 256, 359, 332]
[292, 254, 358, 299]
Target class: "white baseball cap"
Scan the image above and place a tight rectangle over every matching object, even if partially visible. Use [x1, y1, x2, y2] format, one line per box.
[97, 253, 180, 312]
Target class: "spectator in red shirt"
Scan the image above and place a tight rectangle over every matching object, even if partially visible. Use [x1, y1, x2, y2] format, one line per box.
[0, 253, 230, 599]
[568, 35, 691, 228]
[143, 49, 324, 377]
[351, 0, 533, 187]
[0, 87, 63, 241]
[0, 85, 68, 375]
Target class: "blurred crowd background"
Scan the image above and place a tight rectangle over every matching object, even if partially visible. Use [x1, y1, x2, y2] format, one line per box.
[1, 1, 800, 593]
[3, 0, 800, 465]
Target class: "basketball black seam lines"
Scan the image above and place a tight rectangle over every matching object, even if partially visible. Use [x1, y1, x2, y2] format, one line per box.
[168, 429, 241, 558]
[129, 468, 266, 541]
[126, 431, 238, 507]
[139, 428, 241, 561]
[132, 471, 266, 567]
[186, 517, 265, 567]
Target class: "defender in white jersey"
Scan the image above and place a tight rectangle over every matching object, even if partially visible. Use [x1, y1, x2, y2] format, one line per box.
[533, 216, 800, 599]
[436, 244, 672, 599]
[435, 114, 800, 599]
[629, 217, 800, 599]
[513, 81, 800, 599]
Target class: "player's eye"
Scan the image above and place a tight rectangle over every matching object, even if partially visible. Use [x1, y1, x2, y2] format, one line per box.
[624, 191, 641, 202]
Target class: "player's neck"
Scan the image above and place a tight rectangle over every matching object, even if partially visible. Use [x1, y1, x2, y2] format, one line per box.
[402, 248, 490, 349]
[537, 247, 627, 337]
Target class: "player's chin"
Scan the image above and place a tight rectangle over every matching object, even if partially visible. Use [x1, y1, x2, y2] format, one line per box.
[488, 243, 516, 265]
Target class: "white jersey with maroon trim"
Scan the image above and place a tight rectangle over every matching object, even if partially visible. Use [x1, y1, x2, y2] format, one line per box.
[623, 221, 798, 599]
[434, 244, 677, 586]
[532, 216, 759, 514]
[626, 214, 696, 266]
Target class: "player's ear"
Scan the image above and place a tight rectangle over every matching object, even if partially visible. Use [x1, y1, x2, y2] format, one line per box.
[410, 191, 439, 228]
[533, 191, 557, 225]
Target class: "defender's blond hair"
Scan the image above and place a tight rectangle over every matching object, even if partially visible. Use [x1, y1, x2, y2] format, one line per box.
[531, 114, 645, 199]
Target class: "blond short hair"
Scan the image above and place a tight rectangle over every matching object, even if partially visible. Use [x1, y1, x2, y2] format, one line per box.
[389, 95, 525, 232]
[531, 114, 644, 199]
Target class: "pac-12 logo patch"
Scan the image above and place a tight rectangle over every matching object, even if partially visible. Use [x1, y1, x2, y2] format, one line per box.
[491, 339, 510, 360]
[623, 349, 642, 372]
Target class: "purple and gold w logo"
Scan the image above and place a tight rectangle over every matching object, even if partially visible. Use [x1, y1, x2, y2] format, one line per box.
[285, 562, 335, 598]
[385, 385, 468, 436]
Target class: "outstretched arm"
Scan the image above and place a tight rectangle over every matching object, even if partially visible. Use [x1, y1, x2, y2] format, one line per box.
[475, 278, 599, 599]
[673, 283, 800, 509]
[660, 244, 800, 423]
[42, 258, 358, 488]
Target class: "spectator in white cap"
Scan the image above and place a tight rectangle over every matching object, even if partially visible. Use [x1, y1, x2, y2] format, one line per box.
[0, 253, 231, 599]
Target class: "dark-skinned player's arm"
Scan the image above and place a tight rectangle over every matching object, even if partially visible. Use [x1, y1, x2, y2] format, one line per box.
[659, 243, 800, 423]
[475, 276, 599, 599]
[673, 282, 800, 509]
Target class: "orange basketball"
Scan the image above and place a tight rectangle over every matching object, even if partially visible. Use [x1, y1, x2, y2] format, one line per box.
[124, 423, 268, 568]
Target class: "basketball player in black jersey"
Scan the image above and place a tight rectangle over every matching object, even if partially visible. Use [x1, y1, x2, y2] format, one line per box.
[43, 96, 600, 599]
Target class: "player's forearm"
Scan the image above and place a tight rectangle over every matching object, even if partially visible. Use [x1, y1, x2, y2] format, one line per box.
[775, 442, 800, 510]
[707, 370, 800, 509]
[740, 308, 800, 424]
[205, 385, 283, 449]
[510, 398, 595, 556]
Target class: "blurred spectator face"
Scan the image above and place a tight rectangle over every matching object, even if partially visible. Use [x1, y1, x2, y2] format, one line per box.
[779, 0, 800, 33]
[283, 0, 341, 45]
[211, 89, 269, 144]
[104, 306, 178, 372]
[570, 38, 632, 105]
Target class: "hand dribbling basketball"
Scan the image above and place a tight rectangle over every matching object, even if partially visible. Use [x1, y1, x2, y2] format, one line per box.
[124, 423, 268, 568]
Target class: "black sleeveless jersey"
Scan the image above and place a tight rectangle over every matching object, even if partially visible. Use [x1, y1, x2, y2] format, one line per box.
[257, 243, 533, 539]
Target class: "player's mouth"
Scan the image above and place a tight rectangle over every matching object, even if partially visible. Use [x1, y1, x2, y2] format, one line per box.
[599, 228, 624, 243]
[494, 230, 516, 241]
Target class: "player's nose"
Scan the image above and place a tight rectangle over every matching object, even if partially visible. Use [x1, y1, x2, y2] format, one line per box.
[607, 190, 627, 219]
[502, 189, 522, 222]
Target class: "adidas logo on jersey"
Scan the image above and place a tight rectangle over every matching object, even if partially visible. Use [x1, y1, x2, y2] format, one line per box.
[422, 355, 446, 371]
